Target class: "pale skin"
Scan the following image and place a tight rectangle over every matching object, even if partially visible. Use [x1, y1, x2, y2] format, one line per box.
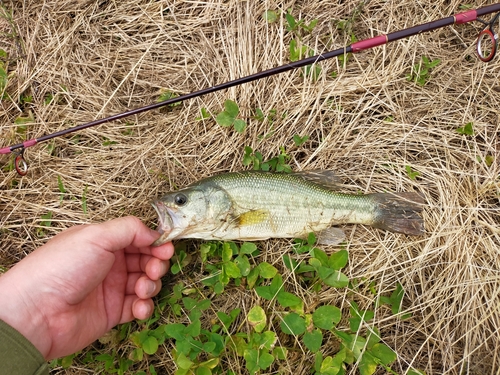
[0, 216, 174, 360]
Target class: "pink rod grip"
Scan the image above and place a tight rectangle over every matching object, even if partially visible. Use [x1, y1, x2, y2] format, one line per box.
[351, 35, 388, 53]
[454, 10, 477, 24]
[23, 139, 38, 148]
[0, 139, 37, 154]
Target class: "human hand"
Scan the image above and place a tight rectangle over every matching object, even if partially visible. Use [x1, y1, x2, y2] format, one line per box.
[0, 216, 174, 360]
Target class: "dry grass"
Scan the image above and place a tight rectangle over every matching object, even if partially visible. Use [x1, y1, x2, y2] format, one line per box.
[1, 0, 499, 374]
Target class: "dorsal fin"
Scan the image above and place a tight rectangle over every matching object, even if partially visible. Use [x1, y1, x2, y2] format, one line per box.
[292, 170, 341, 190]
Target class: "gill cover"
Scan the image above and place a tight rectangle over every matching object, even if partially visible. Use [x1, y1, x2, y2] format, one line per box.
[152, 184, 232, 246]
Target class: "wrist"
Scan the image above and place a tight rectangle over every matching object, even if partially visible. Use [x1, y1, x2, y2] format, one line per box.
[0, 269, 52, 359]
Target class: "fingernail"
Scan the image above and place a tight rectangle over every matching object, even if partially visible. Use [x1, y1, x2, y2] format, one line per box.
[159, 261, 168, 277]
[146, 280, 156, 295]
[143, 304, 152, 318]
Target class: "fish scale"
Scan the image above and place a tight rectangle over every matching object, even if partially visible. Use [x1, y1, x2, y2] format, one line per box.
[152, 171, 425, 245]
[203, 172, 376, 239]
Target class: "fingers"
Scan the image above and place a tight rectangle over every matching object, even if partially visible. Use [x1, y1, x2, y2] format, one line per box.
[120, 296, 155, 323]
[124, 254, 152, 273]
[133, 299, 155, 321]
[120, 237, 172, 324]
[120, 276, 162, 324]
[125, 273, 142, 295]
[120, 275, 163, 323]
[125, 275, 162, 299]
[150, 243, 175, 260]
[146, 258, 170, 280]
[135, 277, 162, 299]
[126, 254, 171, 279]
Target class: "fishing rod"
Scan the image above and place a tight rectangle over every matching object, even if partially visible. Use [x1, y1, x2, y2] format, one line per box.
[2, 3, 500, 176]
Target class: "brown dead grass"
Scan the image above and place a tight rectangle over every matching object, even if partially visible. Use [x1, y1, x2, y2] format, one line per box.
[1, 0, 499, 374]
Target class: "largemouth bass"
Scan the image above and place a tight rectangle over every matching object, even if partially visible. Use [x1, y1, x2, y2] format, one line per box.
[152, 171, 424, 246]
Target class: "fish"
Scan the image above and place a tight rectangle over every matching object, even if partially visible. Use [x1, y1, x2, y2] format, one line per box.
[151, 170, 425, 246]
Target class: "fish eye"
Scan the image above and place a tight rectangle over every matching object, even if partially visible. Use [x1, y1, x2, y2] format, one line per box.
[174, 193, 188, 206]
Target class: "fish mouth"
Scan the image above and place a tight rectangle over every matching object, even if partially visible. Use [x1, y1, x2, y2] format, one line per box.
[151, 200, 186, 246]
[151, 200, 176, 246]
[151, 199, 173, 235]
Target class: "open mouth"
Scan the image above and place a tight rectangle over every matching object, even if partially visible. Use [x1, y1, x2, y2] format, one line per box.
[151, 200, 173, 234]
[151, 199, 187, 246]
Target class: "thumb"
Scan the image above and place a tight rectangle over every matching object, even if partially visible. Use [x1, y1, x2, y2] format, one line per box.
[92, 216, 161, 253]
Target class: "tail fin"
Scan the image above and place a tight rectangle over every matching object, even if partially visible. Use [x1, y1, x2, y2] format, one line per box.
[371, 192, 425, 235]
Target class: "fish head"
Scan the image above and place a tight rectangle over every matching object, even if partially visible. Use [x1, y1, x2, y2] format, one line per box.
[152, 184, 232, 245]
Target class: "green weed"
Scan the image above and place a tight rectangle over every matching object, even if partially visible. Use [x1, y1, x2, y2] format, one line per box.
[289, 39, 321, 81]
[405, 165, 421, 180]
[61, 234, 428, 375]
[284, 233, 349, 289]
[379, 283, 412, 319]
[406, 56, 441, 86]
[477, 154, 494, 167]
[216, 99, 247, 133]
[45, 141, 56, 156]
[243, 308, 286, 373]
[44, 93, 54, 105]
[285, 11, 318, 34]
[0, 48, 8, 99]
[42, 86, 70, 106]
[82, 185, 88, 214]
[242, 146, 264, 170]
[337, 32, 358, 68]
[102, 137, 118, 146]
[170, 242, 191, 275]
[37, 211, 53, 237]
[137, 291, 227, 375]
[254, 108, 278, 140]
[253, 108, 277, 123]
[200, 241, 261, 294]
[242, 146, 291, 172]
[14, 111, 34, 127]
[57, 175, 66, 201]
[20, 94, 33, 104]
[284, 11, 321, 81]
[50, 352, 78, 369]
[263, 10, 278, 23]
[484, 155, 494, 167]
[157, 89, 181, 108]
[122, 122, 135, 136]
[293, 134, 309, 146]
[288, 39, 308, 61]
[0, 4, 25, 100]
[195, 107, 210, 121]
[264, 147, 292, 172]
[456, 122, 473, 136]
[331, 2, 365, 72]
[257, 126, 275, 141]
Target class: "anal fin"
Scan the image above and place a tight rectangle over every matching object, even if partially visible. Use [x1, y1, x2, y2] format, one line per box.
[316, 227, 346, 245]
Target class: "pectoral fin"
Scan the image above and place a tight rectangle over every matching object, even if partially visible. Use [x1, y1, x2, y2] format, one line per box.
[316, 227, 346, 245]
[237, 209, 270, 226]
